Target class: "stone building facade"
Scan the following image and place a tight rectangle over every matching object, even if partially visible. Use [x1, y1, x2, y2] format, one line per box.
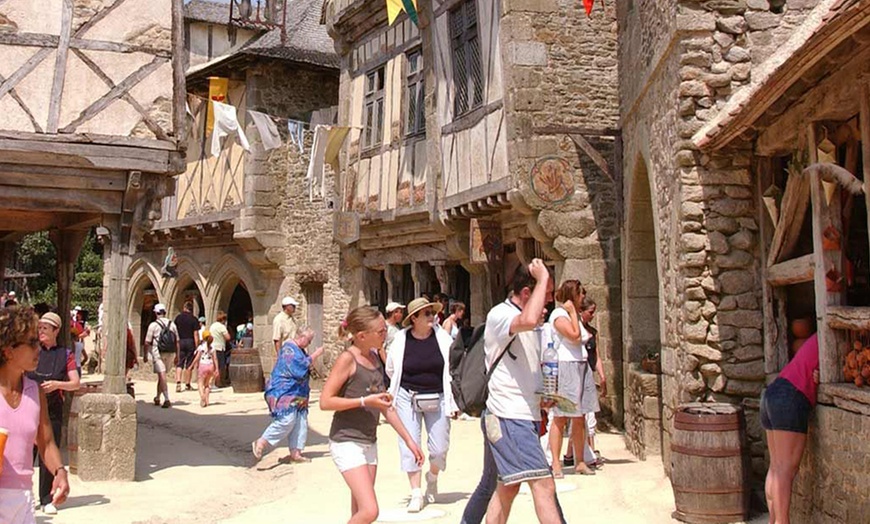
[323, 0, 624, 421]
[620, 0, 870, 519]
[129, 0, 348, 374]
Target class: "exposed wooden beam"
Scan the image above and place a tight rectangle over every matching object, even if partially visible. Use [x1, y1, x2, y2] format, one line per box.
[0, 164, 126, 190]
[767, 254, 815, 287]
[0, 137, 174, 172]
[0, 48, 52, 101]
[47, 0, 73, 133]
[827, 306, 870, 331]
[0, 186, 122, 214]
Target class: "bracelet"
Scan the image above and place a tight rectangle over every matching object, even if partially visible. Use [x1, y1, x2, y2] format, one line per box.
[54, 466, 66, 476]
[360, 396, 365, 408]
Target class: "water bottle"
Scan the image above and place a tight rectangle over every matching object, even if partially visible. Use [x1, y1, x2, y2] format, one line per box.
[542, 341, 558, 395]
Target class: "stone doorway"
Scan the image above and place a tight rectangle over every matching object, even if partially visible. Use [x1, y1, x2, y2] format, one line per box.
[226, 282, 253, 345]
[174, 278, 205, 318]
[623, 158, 664, 459]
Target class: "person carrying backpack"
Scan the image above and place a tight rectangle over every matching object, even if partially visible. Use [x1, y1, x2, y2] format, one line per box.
[144, 303, 177, 408]
[461, 259, 565, 524]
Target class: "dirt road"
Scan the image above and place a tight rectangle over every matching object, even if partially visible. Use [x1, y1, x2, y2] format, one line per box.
[36, 378, 765, 524]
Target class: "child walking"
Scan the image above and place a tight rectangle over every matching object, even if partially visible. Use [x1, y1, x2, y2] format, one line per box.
[320, 306, 424, 524]
[194, 331, 216, 407]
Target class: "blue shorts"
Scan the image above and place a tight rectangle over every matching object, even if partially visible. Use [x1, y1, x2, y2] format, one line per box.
[483, 411, 551, 485]
[760, 377, 812, 434]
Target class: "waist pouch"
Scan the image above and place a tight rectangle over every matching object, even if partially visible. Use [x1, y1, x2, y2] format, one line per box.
[412, 392, 441, 413]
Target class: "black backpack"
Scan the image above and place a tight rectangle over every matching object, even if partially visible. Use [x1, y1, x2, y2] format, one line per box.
[156, 320, 177, 353]
[450, 324, 513, 417]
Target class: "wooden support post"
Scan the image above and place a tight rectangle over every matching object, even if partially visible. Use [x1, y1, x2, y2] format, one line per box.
[433, 262, 449, 295]
[49, 229, 87, 351]
[384, 264, 398, 304]
[0, 242, 7, 292]
[861, 82, 870, 295]
[808, 124, 846, 385]
[100, 220, 132, 395]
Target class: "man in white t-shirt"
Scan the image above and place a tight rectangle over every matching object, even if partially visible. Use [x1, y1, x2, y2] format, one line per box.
[462, 259, 563, 524]
[144, 303, 177, 408]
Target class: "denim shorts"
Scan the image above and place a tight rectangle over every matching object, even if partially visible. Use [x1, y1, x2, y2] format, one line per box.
[760, 377, 812, 434]
[483, 411, 551, 485]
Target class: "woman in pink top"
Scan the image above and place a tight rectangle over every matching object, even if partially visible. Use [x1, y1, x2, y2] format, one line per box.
[0, 306, 69, 523]
[760, 333, 819, 524]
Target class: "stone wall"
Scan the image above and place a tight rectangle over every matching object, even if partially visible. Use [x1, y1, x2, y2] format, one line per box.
[791, 405, 870, 523]
[617, 0, 822, 469]
[264, 135, 352, 374]
[625, 363, 663, 460]
[500, 0, 623, 424]
[77, 393, 137, 481]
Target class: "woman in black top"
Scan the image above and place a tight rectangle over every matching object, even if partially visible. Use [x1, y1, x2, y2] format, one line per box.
[27, 312, 79, 515]
[385, 298, 459, 513]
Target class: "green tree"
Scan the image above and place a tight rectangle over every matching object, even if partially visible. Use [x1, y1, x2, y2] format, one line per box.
[11, 229, 103, 318]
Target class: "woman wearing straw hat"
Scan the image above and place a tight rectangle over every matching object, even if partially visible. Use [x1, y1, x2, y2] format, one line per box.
[385, 297, 458, 513]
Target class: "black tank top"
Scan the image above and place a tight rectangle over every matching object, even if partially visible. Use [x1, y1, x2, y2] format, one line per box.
[329, 352, 386, 444]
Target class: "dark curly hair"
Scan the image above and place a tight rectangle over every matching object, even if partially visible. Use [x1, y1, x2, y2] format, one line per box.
[0, 306, 39, 367]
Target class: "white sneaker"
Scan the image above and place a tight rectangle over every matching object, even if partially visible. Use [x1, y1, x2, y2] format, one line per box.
[407, 493, 424, 513]
[43, 503, 58, 515]
[425, 472, 438, 503]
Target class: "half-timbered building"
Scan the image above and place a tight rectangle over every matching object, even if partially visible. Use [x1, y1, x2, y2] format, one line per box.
[0, 0, 185, 480]
[323, 0, 622, 421]
[127, 0, 342, 375]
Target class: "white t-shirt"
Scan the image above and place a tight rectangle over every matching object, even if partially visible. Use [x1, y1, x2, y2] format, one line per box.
[548, 307, 591, 362]
[210, 322, 230, 351]
[197, 341, 214, 364]
[484, 301, 543, 421]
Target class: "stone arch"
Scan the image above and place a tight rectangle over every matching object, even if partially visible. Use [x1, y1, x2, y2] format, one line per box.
[624, 154, 663, 363]
[127, 259, 163, 355]
[204, 254, 260, 345]
[164, 257, 207, 318]
[622, 153, 665, 459]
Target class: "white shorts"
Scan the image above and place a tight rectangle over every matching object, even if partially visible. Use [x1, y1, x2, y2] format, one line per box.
[329, 439, 378, 473]
[0, 488, 35, 524]
[586, 411, 597, 436]
[150, 346, 166, 374]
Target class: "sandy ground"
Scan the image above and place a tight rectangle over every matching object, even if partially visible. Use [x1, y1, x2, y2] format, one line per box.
[33, 375, 768, 524]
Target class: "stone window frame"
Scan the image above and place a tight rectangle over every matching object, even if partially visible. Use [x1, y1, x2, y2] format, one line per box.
[362, 66, 386, 151]
[405, 48, 426, 138]
[449, 0, 484, 118]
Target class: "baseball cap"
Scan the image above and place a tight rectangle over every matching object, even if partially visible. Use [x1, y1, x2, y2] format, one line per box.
[7, 291, 15, 297]
[153, 303, 167, 313]
[385, 302, 405, 313]
[281, 297, 299, 307]
[74, 305, 82, 311]
[39, 312, 62, 329]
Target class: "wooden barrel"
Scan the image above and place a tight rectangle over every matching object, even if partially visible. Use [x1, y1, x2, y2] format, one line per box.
[671, 403, 749, 524]
[67, 383, 102, 474]
[228, 348, 264, 393]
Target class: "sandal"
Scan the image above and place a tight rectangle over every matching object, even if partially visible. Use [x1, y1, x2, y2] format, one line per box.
[153, 396, 160, 406]
[252, 441, 263, 461]
[552, 469, 565, 479]
[576, 463, 596, 476]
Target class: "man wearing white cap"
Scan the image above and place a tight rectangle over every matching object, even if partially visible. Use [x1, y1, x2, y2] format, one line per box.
[273, 297, 299, 353]
[144, 303, 176, 408]
[385, 302, 405, 358]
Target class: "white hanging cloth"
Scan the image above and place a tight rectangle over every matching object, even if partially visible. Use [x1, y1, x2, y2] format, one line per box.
[248, 110, 282, 151]
[210, 101, 250, 157]
[306, 125, 329, 201]
[287, 120, 305, 154]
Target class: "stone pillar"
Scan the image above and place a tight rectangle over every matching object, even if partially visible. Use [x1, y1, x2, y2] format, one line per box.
[465, 264, 494, 326]
[433, 263, 449, 295]
[49, 230, 87, 350]
[78, 393, 136, 481]
[384, 264, 399, 303]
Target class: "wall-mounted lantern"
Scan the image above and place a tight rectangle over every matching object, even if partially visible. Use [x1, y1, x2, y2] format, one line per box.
[229, 0, 287, 43]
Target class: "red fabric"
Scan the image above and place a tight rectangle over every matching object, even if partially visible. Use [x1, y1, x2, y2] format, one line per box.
[583, 0, 594, 16]
[65, 349, 76, 373]
[779, 333, 819, 406]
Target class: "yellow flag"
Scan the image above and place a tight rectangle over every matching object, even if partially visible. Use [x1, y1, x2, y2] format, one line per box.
[386, 0, 417, 26]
